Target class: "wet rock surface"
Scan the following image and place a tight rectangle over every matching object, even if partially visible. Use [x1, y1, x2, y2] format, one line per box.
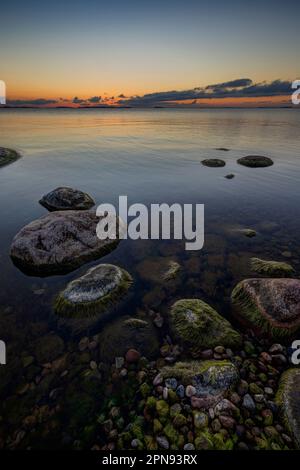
[201, 159, 226, 167]
[0, 147, 21, 168]
[39, 187, 95, 211]
[237, 155, 274, 168]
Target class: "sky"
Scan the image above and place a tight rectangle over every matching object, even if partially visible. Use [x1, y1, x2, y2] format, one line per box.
[0, 0, 299, 107]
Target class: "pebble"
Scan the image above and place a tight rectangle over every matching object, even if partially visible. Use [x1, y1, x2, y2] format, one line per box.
[131, 439, 142, 449]
[242, 394, 256, 412]
[176, 385, 185, 398]
[156, 436, 169, 449]
[90, 361, 97, 370]
[219, 415, 236, 429]
[119, 368, 127, 377]
[184, 443, 195, 450]
[269, 344, 284, 354]
[200, 349, 213, 359]
[165, 378, 177, 390]
[163, 387, 168, 400]
[185, 385, 196, 397]
[214, 346, 225, 354]
[153, 373, 163, 386]
[194, 412, 208, 429]
[125, 349, 140, 363]
[153, 313, 164, 328]
[78, 337, 89, 352]
[115, 357, 125, 369]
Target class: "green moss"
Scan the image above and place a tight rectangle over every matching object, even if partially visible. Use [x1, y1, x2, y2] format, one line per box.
[153, 418, 163, 434]
[194, 431, 214, 450]
[156, 400, 169, 419]
[169, 299, 241, 355]
[250, 257, 294, 277]
[140, 382, 151, 398]
[173, 414, 187, 428]
[146, 396, 157, 410]
[161, 360, 237, 385]
[163, 423, 179, 445]
[145, 435, 158, 450]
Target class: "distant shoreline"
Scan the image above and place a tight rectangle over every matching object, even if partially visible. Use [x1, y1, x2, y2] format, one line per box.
[0, 105, 297, 110]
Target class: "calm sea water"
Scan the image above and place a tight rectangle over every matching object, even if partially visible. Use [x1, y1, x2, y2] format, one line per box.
[0, 108, 300, 446]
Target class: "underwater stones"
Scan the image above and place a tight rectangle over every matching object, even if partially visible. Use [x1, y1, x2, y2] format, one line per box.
[98, 317, 159, 362]
[34, 334, 64, 363]
[39, 187, 95, 211]
[201, 159, 226, 167]
[10, 210, 120, 275]
[237, 155, 274, 168]
[161, 360, 239, 409]
[276, 369, 300, 448]
[136, 257, 180, 283]
[242, 229, 256, 238]
[169, 299, 241, 355]
[231, 278, 300, 339]
[250, 257, 294, 277]
[54, 264, 132, 317]
[0, 147, 21, 168]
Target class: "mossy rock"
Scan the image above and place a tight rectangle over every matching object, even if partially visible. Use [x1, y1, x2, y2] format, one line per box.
[276, 368, 300, 448]
[231, 278, 300, 339]
[237, 155, 273, 168]
[54, 264, 133, 318]
[99, 316, 159, 362]
[0, 147, 21, 168]
[250, 257, 294, 277]
[169, 299, 241, 355]
[39, 187, 95, 211]
[201, 159, 226, 167]
[136, 256, 181, 283]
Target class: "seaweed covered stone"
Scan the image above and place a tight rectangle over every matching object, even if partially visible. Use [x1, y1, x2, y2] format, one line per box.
[237, 155, 273, 168]
[231, 278, 300, 339]
[276, 369, 300, 448]
[169, 299, 241, 355]
[98, 317, 160, 362]
[10, 210, 120, 275]
[0, 147, 21, 168]
[54, 264, 132, 317]
[161, 360, 239, 409]
[201, 159, 226, 168]
[39, 187, 95, 211]
[250, 257, 294, 277]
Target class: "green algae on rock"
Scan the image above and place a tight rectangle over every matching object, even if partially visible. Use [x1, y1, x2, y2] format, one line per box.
[0, 147, 21, 168]
[169, 299, 242, 355]
[54, 264, 133, 318]
[136, 257, 181, 283]
[99, 316, 159, 362]
[250, 257, 294, 277]
[276, 368, 300, 449]
[237, 155, 274, 168]
[39, 187, 95, 211]
[231, 278, 300, 339]
[201, 158, 226, 167]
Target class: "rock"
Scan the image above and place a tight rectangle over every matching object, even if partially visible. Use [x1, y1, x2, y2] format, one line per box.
[231, 278, 300, 339]
[185, 385, 196, 397]
[193, 412, 208, 429]
[10, 210, 120, 275]
[156, 400, 169, 419]
[136, 257, 180, 283]
[153, 373, 163, 386]
[115, 357, 125, 369]
[276, 368, 300, 448]
[250, 257, 294, 277]
[0, 147, 21, 168]
[156, 436, 169, 449]
[219, 415, 236, 429]
[225, 174, 235, 179]
[169, 299, 241, 355]
[237, 155, 274, 168]
[242, 229, 256, 238]
[242, 394, 256, 412]
[216, 148, 230, 151]
[54, 264, 132, 317]
[184, 443, 195, 450]
[269, 344, 284, 354]
[165, 378, 177, 390]
[176, 385, 185, 398]
[125, 349, 140, 363]
[39, 187, 95, 211]
[202, 159, 226, 167]
[161, 360, 239, 409]
[98, 317, 159, 362]
[34, 334, 64, 363]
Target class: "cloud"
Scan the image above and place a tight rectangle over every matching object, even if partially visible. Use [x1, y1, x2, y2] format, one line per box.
[72, 96, 85, 104]
[120, 79, 293, 106]
[88, 96, 101, 103]
[6, 98, 58, 106]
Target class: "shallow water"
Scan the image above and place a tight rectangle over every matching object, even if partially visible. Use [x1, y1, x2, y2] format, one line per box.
[0, 108, 300, 447]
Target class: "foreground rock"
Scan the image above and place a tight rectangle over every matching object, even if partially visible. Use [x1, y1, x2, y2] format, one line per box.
[169, 299, 241, 355]
[54, 264, 132, 317]
[276, 369, 300, 448]
[201, 159, 225, 167]
[99, 317, 159, 361]
[231, 278, 300, 339]
[237, 155, 273, 167]
[10, 210, 120, 275]
[39, 187, 95, 211]
[0, 147, 21, 168]
[250, 257, 294, 277]
[161, 360, 239, 409]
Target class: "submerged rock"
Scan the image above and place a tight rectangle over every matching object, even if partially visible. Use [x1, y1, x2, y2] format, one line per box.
[250, 257, 294, 277]
[242, 229, 256, 238]
[225, 174, 235, 179]
[276, 369, 300, 449]
[201, 159, 226, 168]
[99, 317, 159, 362]
[136, 257, 181, 283]
[216, 148, 230, 152]
[10, 210, 120, 275]
[169, 299, 242, 355]
[161, 360, 239, 409]
[231, 278, 300, 339]
[237, 155, 273, 168]
[0, 147, 21, 168]
[39, 187, 95, 211]
[54, 264, 133, 317]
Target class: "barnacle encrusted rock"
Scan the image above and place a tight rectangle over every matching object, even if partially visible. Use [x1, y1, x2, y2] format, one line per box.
[39, 187, 95, 211]
[161, 360, 239, 408]
[99, 317, 159, 361]
[276, 368, 300, 449]
[250, 257, 294, 277]
[10, 210, 120, 275]
[231, 278, 300, 339]
[0, 147, 21, 168]
[54, 264, 132, 317]
[169, 299, 242, 355]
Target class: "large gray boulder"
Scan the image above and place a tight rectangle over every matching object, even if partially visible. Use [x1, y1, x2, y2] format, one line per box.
[39, 187, 95, 211]
[10, 210, 120, 275]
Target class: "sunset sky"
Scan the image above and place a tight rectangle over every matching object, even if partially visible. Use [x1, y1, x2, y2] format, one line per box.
[0, 0, 299, 107]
